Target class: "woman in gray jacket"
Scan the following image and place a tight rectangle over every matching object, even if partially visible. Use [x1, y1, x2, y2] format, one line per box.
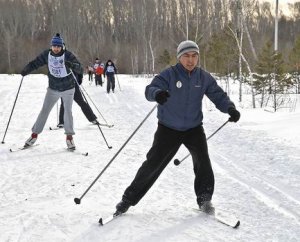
[21, 33, 83, 150]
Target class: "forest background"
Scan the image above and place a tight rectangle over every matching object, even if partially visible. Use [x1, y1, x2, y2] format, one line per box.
[1, 0, 300, 80]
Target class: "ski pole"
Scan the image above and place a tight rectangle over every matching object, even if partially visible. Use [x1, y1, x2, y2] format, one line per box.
[70, 70, 113, 149]
[1, 76, 24, 144]
[79, 81, 112, 126]
[74, 104, 158, 204]
[116, 74, 122, 91]
[173, 119, 230, 166]
[95, 122, 112, 149]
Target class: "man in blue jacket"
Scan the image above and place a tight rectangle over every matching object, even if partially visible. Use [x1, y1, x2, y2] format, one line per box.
[21, 33, 83, 150]
[115, 40, 240, 214]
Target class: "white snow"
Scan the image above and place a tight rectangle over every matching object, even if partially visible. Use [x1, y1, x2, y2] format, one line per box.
[0, 74, 299, 242]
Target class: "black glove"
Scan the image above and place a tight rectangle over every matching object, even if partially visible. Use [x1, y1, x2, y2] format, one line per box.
[21, 68, 29, 76]
[228, 107, 240, 122]
[65, 61, 74, 69]
[155, 91, 170, 105]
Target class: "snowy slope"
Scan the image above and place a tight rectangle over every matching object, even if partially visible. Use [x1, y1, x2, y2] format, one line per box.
[0, 74, 299, 242]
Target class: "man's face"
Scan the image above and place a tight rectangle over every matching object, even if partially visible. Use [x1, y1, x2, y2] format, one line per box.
[179, 51, 199, 72]
[51, 45, 62, 54]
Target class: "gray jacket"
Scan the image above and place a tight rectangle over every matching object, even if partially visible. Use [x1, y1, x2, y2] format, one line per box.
[22, 49, 83, 91]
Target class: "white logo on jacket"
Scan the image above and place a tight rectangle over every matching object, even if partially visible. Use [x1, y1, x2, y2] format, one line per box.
[176, 80, 182, 88]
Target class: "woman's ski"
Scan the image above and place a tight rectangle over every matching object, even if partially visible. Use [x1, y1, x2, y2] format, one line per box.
[9, 144, 40, 152]
[66, 148, 88, 156]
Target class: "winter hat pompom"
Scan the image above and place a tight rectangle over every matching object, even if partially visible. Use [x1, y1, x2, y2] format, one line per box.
[177, 40, 199, 59]
[51, 33, 64, 47]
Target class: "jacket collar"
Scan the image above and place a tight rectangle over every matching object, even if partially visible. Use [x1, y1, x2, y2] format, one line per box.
[176, 63, 198, 76]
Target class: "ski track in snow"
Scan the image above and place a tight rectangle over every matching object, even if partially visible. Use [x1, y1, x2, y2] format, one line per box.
[0, 74, 299, 242]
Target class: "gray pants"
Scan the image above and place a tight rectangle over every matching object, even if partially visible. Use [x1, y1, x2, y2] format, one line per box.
[32, 87, 75, 135]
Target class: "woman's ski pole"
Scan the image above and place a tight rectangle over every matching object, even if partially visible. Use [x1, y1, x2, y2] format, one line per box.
[79, 82, 112, 126]
[1, 76, 24, 144]
[70, 71, 113, 149]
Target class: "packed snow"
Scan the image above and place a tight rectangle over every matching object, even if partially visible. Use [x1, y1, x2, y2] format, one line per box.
[0, 74, 299, 242]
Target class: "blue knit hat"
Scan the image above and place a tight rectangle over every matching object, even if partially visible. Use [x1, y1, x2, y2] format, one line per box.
[51, 33, 63, 47]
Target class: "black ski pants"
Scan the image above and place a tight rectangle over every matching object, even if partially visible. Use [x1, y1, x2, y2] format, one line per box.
[95, 74, 102, 86]
[59, 84, 97, 124]
[122, 123, 214, 206]
[88, 71, 93, 82]
[106, 74, 115, 93]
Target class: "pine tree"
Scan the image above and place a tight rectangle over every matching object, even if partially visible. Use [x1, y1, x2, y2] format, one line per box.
[157, 49, 172, 69]
[254, 40, 291, 111]
[288, 35, 300, 93]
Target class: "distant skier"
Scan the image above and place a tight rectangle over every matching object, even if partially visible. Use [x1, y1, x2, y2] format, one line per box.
[104, 60, 117, 93]
[93, 58, 103, 86]
[115, 40, 240, 215]
[20, 33, 83, 150]
[95, 61, 105, 86]
[87, 63, 94, 83]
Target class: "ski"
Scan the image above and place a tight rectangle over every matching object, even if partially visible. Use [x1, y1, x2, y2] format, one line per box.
[100, 123, 114, 128]
[49, 126, 63, 130]
[65, 148, 88, 156]
[99, 211, 123, 226]
[9, 144, 40, 152]
[94, 123, 114, 128]
[194, 208, 240, 228]
[98, 209, 239, 228]
[50, 124, 114, 130]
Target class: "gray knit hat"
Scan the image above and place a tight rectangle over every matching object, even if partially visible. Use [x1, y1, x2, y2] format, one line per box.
[177, 40, 199, 59]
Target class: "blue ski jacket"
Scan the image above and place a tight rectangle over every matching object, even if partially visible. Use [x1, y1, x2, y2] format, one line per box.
[145, 63, 235, 131]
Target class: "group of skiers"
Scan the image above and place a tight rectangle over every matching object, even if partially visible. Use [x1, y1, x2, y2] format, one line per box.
[87, 58, 117, 94]
[20, 33, 241, 219]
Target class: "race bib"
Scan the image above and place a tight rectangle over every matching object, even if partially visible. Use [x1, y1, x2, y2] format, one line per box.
[107, 66, 115, 73]
[48, 53, 69, 78]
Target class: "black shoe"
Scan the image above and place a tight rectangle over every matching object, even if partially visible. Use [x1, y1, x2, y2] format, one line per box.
[199, 201, 215, 215]
[57, 123, 64, 128]
[116, 200, 131, 214]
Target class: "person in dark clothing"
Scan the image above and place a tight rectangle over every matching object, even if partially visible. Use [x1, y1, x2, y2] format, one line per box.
[104, 59, 117, 93]
[115, 40, 240, 215]
[20, 33, 83, 150]
[57, 73, 98, 127]
[87, 63, 94, 83]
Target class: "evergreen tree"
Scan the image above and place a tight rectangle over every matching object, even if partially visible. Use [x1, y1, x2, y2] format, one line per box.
[288, 35, 300, 93]
[205, 30, 238, 76]
[157, 49, 172, 69]
[254, 40, 291, 110]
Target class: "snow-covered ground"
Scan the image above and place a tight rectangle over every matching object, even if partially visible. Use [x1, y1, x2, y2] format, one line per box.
[0, 74, 299, 242]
